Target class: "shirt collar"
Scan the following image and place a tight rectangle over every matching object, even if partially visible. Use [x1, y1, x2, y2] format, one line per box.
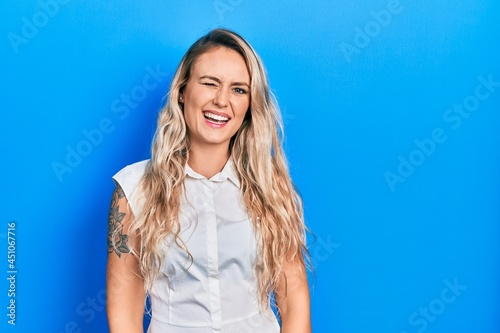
[185, 158, 241, 188]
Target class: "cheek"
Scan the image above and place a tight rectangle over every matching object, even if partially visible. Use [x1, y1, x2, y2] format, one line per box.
[182, 103, 199, 131]
[182, 91, 204, 119]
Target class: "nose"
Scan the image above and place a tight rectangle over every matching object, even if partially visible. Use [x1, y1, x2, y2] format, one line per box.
[213, 86, 229, 108]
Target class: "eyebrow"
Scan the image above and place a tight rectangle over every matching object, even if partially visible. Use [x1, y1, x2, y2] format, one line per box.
[198, 75, 250, 88]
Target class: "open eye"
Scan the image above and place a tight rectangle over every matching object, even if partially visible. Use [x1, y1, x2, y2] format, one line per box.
[233, 87, 248, 94]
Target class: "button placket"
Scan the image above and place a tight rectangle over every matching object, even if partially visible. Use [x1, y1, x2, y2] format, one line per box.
[204, 180, 222, 331]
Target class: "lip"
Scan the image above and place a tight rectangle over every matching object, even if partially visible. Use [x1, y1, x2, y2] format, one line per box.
[202, 110, 231, 128]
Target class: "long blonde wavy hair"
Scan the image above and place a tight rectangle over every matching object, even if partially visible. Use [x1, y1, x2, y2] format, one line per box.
[128, 28, 310, 307]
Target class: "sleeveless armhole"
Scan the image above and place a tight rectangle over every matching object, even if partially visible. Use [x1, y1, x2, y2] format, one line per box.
[112, 160, 149, 217]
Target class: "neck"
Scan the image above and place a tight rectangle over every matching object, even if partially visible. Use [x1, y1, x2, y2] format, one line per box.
[188, 143, 230, 179]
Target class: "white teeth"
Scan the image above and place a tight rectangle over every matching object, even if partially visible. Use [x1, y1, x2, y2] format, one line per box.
[204, 112, 229, 122]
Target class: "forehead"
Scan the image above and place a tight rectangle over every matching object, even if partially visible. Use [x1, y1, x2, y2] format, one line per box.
[191, 47, 250, 82]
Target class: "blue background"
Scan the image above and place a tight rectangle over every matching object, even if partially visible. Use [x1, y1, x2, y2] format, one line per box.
[1, 0, 499, 332]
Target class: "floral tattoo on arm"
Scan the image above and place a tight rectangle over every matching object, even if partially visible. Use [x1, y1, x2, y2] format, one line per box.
[107, 185, 130, 257]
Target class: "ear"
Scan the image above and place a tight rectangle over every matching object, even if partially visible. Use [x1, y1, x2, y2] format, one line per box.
[178, 90, 184, 110]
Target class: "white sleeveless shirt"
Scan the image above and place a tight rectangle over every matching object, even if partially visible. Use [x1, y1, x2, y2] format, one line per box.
[113, 160, 280, 333]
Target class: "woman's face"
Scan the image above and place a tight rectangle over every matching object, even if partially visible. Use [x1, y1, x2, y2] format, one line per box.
[181, 47, 250, 151]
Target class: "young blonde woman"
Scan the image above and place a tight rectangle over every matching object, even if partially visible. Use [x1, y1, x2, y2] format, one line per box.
[106, 28, 311, 333]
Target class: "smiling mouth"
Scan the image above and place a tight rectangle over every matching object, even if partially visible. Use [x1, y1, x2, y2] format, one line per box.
[203, 111, 230, 124]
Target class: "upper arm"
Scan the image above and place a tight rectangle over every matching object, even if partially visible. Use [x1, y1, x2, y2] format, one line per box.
[106, 184, 145, 333]
[275, 252, 311, 333]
